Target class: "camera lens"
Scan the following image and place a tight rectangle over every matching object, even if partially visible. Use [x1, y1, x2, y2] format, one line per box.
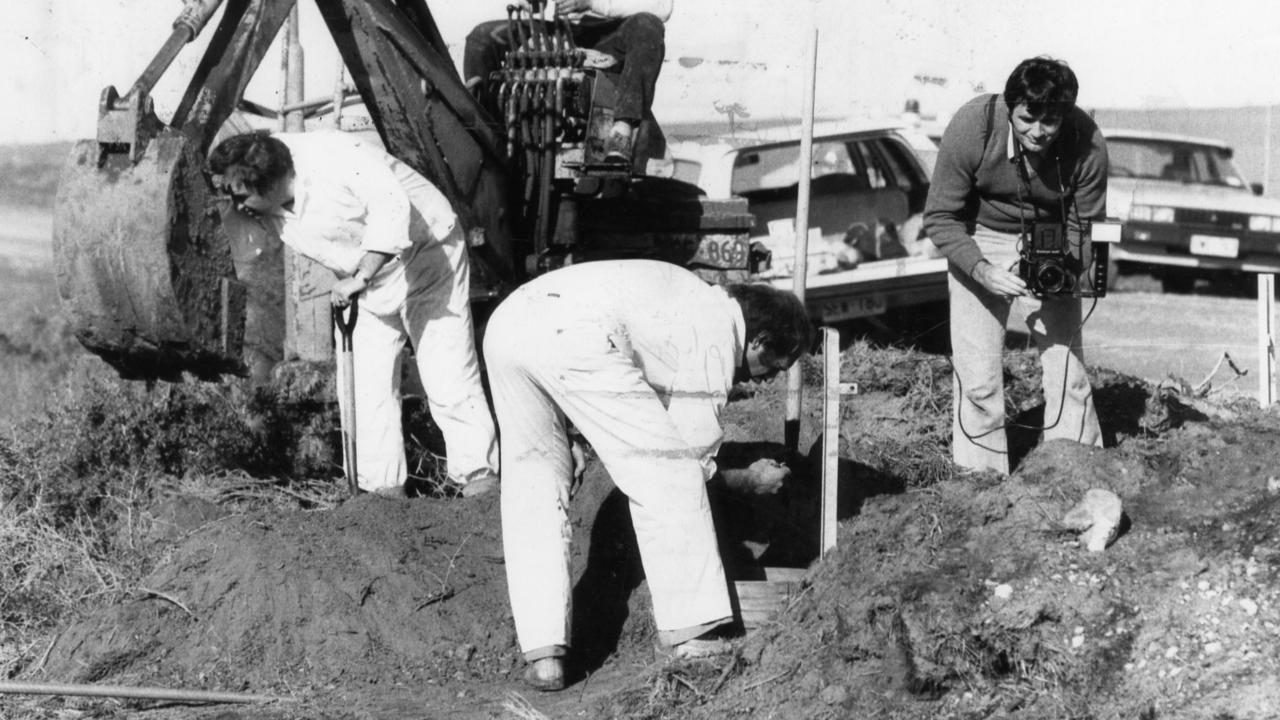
[1036, 260, 1071, 293]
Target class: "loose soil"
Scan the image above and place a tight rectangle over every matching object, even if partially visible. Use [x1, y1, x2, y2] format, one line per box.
[7, 342, 1280, 720]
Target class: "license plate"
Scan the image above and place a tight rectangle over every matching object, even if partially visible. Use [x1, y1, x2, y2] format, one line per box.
[818, 294, 888, 321]
[692, 235, 750, 269]
[1189, 234, 1239, 258]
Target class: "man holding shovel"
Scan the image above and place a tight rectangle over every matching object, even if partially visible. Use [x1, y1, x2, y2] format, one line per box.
[208, 130, 500, 498]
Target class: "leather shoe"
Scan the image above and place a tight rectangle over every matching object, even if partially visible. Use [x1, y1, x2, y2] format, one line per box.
[523, 657, 566, 692]
[460, 474, 499, 498]
[672, 636, 732, 659]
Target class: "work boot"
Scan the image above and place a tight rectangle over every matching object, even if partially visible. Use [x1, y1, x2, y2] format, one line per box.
[523, 657, 566, 692]
[656, 628, 735, 660]
[460, 474, 499, 498]
[671, 636, 732, 659]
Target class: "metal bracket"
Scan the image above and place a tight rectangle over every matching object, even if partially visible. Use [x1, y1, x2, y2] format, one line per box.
[96, 85, 163, 165]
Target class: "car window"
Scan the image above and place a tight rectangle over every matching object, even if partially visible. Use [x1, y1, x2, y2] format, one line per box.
[1108, 138, 1248, 189]
[731, 140, 865, 195]
[869, 137, 930, 213]
[849, 140, 887, 188]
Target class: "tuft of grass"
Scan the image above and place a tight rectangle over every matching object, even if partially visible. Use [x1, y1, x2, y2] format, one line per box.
[601, 658, 740, 720]
[0, 359, 351, 678]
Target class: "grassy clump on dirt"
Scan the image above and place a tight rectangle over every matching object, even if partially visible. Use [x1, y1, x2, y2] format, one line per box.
[0, 361, 355, 680]
[0, 343, 460, 694]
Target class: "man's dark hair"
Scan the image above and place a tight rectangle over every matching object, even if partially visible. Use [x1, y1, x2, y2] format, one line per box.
[1004, 56, 1078, 117]
[207, 132, 293, 196]
[726, 284, 814, 360]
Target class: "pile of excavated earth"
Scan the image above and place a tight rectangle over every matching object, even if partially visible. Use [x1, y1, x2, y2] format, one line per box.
[10, 342, 1280, 719]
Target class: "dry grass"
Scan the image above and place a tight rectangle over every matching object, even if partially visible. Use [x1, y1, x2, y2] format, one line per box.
[0, 256, 457, 685]
[0, 298, 352, 682]
[0, 266, 82, 430]
[0, 256, 458, 685]
[600, 656, 744, 720]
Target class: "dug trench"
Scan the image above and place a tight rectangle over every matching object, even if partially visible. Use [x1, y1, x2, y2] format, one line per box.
[17, 341, 1280, 719]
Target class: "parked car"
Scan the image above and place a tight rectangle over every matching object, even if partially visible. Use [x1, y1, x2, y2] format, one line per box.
[666, 121, 950, 347]
[1105, 129, 1280, 293]
[667, 121, 938, 280]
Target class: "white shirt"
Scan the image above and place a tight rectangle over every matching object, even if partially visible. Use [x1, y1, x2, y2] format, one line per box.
[267, 131, 458, 313]
[518, 259, 744, 480]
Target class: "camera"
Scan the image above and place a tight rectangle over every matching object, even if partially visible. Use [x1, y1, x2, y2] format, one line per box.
[1018, 220, 1120, 298]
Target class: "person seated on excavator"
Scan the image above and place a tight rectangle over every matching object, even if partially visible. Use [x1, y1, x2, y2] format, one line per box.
[463, 0, 673, 166]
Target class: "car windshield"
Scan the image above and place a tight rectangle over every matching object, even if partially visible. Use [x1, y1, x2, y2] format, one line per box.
[1107, 137, 1249, 189]
[730, 141, 857, 195]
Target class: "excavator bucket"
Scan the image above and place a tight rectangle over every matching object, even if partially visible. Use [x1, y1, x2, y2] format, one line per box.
[49, 0, 291, 381]
[52, 129, 244, 381]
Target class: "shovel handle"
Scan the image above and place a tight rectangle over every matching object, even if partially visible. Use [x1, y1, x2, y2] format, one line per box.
[332, 296, 359, 350]
[333, 297, 359, 497]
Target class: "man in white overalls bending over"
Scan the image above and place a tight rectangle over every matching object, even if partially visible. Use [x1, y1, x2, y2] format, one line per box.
[483, 259, 813, 690]
[208, 130, 500, 497]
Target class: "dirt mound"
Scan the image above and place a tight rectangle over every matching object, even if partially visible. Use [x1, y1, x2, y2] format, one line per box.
[40, 494, 518, 691]
[609, 406, 1280, 720]
[31, 460, 664, 718]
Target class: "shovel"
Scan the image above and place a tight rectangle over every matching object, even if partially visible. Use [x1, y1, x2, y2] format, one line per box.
[333, 298, 359, 496]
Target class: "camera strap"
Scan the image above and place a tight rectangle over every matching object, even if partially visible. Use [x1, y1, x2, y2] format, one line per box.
[980, 94, 998, 157]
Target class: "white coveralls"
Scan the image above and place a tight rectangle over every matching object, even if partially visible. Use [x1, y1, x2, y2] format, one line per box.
[270, 131, 499, 493]
[483, 260, 741, 659]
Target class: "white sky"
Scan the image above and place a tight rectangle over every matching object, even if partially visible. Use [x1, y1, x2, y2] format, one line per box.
[4, 0, 1280, 144]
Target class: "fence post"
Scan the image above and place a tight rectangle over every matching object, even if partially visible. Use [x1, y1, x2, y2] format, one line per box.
[1259, 273, 1276, 407]
[821, 327, 840, 556]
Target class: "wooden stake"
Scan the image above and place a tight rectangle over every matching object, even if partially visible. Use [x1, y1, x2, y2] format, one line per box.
[785, 25, 819, 455]
[821, 327, 840, 556]
[1259, 273, 1276, 407]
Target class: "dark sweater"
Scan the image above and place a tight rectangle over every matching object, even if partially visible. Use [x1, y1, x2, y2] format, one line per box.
[923, 94, 1109, 276]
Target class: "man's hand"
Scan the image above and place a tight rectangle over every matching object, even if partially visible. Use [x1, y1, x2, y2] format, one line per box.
[555, 0, 592, 16]
[330, 275, 368, 307]
[738, 458, 790, 496]
[971, 259, 1028, 298]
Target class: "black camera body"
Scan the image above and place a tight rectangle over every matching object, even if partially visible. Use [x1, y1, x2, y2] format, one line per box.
[1018, 220, 1111, 298]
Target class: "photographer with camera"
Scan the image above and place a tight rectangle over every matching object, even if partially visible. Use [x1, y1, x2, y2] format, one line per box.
[923, 56, 1109, 475]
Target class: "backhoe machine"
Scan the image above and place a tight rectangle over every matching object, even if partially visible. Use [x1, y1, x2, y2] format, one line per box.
[52, 0, 754, 382]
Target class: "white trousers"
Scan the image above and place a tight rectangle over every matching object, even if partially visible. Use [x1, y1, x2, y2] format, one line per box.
[484, 289, 733, 658]
[948, 226, 1103, 474]
[334, 232, 499, 493]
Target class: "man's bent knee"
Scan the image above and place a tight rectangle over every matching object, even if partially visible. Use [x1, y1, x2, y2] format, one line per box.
[618, 12, 665, 39]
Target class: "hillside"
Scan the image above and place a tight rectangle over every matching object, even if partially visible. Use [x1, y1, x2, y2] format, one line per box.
[0, 142, 73, 209]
